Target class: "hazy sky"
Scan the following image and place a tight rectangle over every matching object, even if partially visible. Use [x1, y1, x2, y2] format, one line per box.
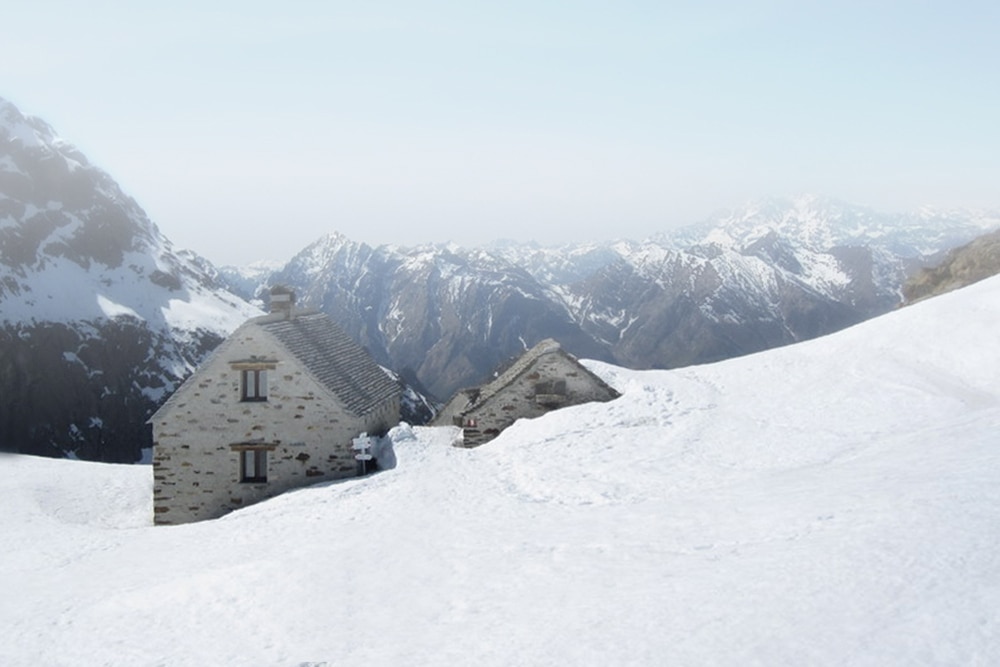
[4, 1, 998, 266]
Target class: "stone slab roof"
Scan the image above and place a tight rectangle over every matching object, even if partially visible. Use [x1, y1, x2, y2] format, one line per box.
[259, 312, 400, 416]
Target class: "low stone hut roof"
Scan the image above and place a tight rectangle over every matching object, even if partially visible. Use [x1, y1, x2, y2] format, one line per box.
[453, 338, 619, 416]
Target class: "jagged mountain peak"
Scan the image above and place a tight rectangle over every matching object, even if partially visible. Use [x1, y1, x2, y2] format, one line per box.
[1, 96, 62, 153]
[310, 229, 367, 251]
[290, 231, 374, 267]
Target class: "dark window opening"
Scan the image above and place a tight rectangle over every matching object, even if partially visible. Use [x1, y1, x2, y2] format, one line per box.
[534, 379, 567, 395]
[534, 379, 568, 408]
[240, 449, 268, 483]
[241, 369, 268, 402]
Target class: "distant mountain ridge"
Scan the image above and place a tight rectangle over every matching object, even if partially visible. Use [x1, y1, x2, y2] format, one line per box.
[667, 195, 999, 256]
[228, 197, 999, 400]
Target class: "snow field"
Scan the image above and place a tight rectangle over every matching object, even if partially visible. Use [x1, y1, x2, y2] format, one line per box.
[2, 276, 999, 666]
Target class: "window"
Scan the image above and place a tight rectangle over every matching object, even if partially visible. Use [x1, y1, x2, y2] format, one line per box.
[231, 443, 275, 483]
[231, 357, 277, 402]
[534, 379, 567, 408]
[534, 379, 567, 395]
[241, 369, 268, 402]
[239, 449, 268, 483]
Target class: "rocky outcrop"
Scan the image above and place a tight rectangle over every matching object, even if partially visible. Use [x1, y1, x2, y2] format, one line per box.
[902, 230, 1000, 304]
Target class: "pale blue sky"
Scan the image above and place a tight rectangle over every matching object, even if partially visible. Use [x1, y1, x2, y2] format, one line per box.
[4, 1, 998, 265]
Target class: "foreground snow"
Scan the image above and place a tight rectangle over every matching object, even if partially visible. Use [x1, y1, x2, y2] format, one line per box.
[3, 278, 1000, 666]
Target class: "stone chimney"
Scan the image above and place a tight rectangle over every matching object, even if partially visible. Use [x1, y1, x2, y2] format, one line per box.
[269, 285, 296, 319]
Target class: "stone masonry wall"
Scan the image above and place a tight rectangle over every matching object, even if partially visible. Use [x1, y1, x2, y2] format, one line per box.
[152, 323, 398, 525]
[460, 353, 615, 447]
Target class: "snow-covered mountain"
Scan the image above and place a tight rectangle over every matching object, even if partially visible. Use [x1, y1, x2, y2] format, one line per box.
[0, 96, 261, 461]
[263, 233, 610, 399]
[247, 197, 999, 400]
[4, 274, 998, 665]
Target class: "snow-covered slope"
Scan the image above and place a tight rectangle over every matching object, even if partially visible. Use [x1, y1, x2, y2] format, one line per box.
[3, 276, 998, 665]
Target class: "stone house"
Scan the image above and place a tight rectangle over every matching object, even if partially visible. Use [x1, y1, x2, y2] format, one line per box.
[149, 288, 401, 525]
[434, 339, 619, 447]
